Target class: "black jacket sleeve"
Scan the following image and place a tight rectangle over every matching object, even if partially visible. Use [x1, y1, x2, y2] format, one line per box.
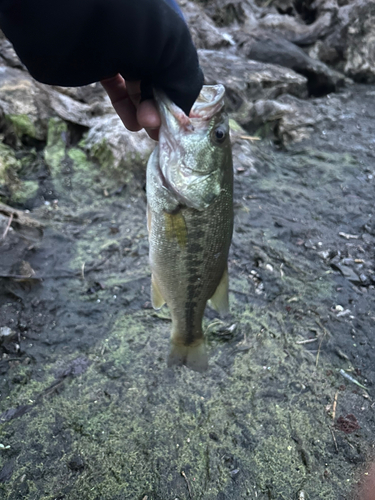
[0, 0, 203, 114]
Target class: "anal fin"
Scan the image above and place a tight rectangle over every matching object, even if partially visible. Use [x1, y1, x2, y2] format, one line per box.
[208, 266, 229, 316]
[151, 274, 166, 310]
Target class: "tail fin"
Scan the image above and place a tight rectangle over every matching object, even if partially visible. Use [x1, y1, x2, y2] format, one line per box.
[167, 341, 208, 373]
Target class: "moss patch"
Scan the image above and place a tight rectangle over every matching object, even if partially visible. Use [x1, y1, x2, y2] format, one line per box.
[81, 137, 115, 173]
[5, 114, 37, 139]
[11, 180, 39, 204]
[44, 118, 68, 177]
[0, 142, 21, 185]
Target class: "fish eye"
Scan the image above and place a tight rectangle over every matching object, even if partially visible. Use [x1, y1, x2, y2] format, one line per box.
[212, 126, 227, 144]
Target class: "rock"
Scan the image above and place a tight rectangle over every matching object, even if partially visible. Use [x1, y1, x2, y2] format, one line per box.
[0, 326, 15, 341]
[261, 0, 295, 16]
[0, 64, 104, 141]
[0, 326, 18, 354]
[50, 83, 107, 106]
[0, 142, 38, 203]
[0, 30, 25, 70]
[331, 262, 361, 284]
[0, 142, 21, 185]
[0, 55, 153, 195]
[11, 181, 39, 204]
[81, 114, 154, 173]
[342, 0, 375, 82]
[40, 87, 103, 129]
[0, 202, 44, 237]
[67, 456, 85, 472]
[180, 1, 236, 49]
[234, 29, 347, 96]
[0, 66, 43, 140]
[197, 0, 261, 29]
[198, 49, 308, 118]
[42, 116, 151, 198]
[309, 0, 375, 82]
[240, 94, 321, 144]
[257, 10, 335, 47]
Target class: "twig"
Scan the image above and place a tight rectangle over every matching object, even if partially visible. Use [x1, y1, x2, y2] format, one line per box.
[332, 391, 338, 421]
[1, 213, 13, 240]
[0, 202, 44, 229]
[346, 439, 356, 450]
[315, 335, 324, 368]
[0, 274, 42, 281]
[239, 135, 261, 141]
[315, 319, 328, 368]
[329, 427, 338, 453]
[36, 377, 67, 400]
[339, 232, 358, 240]
[181, 471, 192, 498]
[280, 263, 284, 277]
[296, 338, 318, 345]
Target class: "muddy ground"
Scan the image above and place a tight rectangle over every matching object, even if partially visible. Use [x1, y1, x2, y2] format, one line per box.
[1, 83, 375, 500]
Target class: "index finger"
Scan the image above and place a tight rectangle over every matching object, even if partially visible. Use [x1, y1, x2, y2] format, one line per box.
[101, 75, 141, 132]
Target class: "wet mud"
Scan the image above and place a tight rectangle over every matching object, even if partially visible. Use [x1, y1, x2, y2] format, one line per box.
[1, 85, 375, 499]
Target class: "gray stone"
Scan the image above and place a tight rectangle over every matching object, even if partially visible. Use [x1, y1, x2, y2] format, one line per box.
[241, 94, 321, 145]
[258, 9, 335, 47]
[198, 49, 308, 117]
[309, 0, 375, 82]
[0, 64, 103, 140]
[0, 30, 25, 70]
[180, 1, 236, 49]
[197, 0, 261, 29]
[81, 114, 153, 172]
[234, 28, 347, 96]
[342, 0, 375, 82]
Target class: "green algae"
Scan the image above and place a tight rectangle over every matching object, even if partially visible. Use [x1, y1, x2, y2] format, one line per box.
[0, 142, 39, 203]
[0, 274, 362, 499]
[81, 137, 115, 172]
[0, 142, 21, 185]
[11, 180, 39, 204]
[5, 114, 37, 139]
[44, 118, 68, 176]
[43, 118, 127, 203]
[229, 119, 246, 134]
[42, 118, 69, 198]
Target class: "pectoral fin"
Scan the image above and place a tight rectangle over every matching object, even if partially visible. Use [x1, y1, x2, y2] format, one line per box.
[151, 274, 166, 310]
[208, 267, 229, 316]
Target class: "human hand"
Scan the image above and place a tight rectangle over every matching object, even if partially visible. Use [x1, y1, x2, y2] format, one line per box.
[101, 74, 160, 141]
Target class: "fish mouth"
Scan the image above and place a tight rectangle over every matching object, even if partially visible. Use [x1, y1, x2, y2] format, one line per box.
[189, 85, 225, 120]
[154, 84, 225, 132]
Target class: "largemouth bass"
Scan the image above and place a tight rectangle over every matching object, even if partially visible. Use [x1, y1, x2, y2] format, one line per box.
[146, 84, 233, 372]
